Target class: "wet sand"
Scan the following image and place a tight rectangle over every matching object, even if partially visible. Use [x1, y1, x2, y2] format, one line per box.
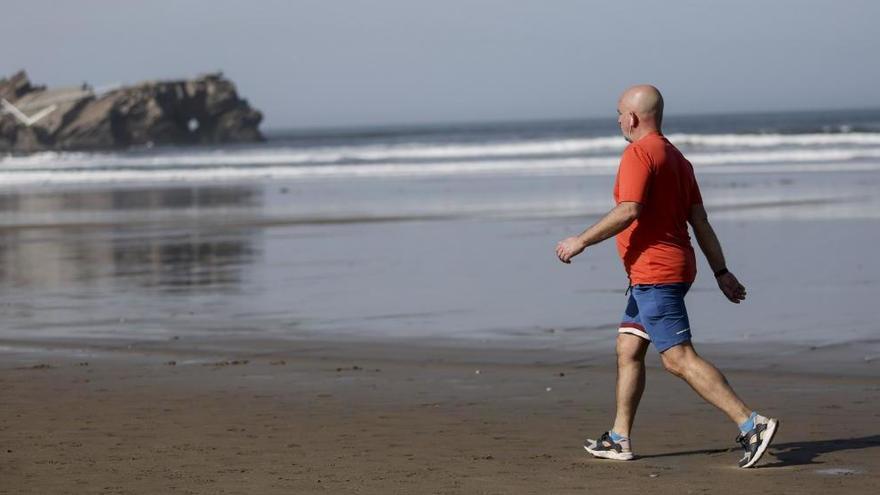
[1, 339, 878, 494]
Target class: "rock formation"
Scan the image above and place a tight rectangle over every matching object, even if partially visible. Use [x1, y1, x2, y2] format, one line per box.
[0, 71, 264, 153]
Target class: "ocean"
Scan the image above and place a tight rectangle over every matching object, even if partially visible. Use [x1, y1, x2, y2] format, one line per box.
[1, 109, 879, 356]
[4, 110, 880, 184]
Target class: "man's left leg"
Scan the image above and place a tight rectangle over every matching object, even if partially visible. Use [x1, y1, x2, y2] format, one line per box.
[660, 342, 779, 468]
[632, 283, 778, 468]
[659, 343, 750, 424]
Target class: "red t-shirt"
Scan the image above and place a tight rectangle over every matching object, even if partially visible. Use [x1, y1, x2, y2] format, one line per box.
[613, 132, 702, 284]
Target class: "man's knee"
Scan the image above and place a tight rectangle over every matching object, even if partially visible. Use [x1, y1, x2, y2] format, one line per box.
[660, 343, 695, 377]
[617, 333, 648, 364]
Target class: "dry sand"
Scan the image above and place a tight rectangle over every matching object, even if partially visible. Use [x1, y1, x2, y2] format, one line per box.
[1, 339, 878, 494]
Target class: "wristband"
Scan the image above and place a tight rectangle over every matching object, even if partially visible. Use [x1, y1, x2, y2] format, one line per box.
[714, 267, 729, 278]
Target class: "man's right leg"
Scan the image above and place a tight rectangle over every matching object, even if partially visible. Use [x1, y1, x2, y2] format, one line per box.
[612, 333, 649, 438]
[583, 295, 647, 461]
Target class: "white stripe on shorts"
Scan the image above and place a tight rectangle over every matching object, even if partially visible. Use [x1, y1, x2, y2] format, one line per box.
[618, 326, 651, 341]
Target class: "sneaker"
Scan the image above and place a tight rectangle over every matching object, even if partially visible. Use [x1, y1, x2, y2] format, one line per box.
[736, 415, 779, 468]
[583, 431, 634, 461]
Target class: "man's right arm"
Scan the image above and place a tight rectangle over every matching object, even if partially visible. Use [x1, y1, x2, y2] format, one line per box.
[689, 204, 747, 304]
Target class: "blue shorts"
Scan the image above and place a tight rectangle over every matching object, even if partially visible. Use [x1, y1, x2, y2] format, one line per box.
[619, 283, 692, 353]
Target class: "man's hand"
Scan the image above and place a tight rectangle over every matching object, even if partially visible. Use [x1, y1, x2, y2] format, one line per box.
[556, 236, 586, 264]
[554, 203, 639, 265]
[717, 272, 747, 303]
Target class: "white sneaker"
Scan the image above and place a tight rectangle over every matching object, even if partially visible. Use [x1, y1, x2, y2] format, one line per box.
[736, 415, 779, 468]
[584, 431, 634, 461]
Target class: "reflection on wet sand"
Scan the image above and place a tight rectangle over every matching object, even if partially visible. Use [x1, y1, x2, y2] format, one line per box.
[0, 185, 261, 213]
[111, 234, 256, 291]
[0, 185, 262, 293]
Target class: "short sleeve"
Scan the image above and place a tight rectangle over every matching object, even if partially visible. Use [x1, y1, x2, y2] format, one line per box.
[616, 145, 652, 204]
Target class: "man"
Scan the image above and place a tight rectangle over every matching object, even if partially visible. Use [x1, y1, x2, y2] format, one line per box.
[554, 85, 778, 468]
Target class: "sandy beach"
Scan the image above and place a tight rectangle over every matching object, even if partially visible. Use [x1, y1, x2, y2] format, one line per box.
[1, 336, 878, 494]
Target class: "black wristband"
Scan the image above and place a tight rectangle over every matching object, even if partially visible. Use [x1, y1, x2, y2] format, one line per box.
[714, 267, 729, 278]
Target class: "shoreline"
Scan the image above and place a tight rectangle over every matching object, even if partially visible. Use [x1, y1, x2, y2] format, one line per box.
[1, 331, 878, 378]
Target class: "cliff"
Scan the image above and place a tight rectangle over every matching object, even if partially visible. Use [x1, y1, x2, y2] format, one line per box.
[0, 71, 264, 153]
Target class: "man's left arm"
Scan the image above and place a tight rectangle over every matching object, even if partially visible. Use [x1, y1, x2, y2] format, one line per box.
[555, 202, 641, 264]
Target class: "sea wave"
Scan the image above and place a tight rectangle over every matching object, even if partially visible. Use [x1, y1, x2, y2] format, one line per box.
[665, 132, 880, 148]
[3, 132, 880, 171]
[1, 150, 879, 186]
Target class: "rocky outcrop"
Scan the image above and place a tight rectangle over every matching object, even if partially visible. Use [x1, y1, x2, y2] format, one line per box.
[0, 71, 264, 153]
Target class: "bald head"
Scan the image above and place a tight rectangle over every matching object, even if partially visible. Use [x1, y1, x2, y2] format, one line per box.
[617, 85, 664, 142]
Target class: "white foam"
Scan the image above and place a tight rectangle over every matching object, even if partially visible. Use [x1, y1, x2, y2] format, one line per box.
[667, 132, 880, 148]
[693, 147, 880, 165]
[1, 151, 879, 186]
[4, 132, 880, 170]
[0, 138, 625, 169]
[0, 157, 607, 184]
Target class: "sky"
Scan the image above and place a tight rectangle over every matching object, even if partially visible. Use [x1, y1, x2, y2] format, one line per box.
[2, 0, 878, 129]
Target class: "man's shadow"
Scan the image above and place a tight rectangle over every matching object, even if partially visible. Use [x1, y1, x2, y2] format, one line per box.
[759, 435, 880, 468]
[638, 435, 880, 468]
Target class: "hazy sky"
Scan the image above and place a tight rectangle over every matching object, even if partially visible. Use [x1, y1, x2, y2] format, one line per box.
[2, 1, 878, 129]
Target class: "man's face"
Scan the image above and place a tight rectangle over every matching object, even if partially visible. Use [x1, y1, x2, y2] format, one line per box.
[617, 99, 633, 143]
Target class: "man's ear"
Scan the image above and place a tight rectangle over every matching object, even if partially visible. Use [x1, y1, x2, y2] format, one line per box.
[629, 112, 639, 129]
